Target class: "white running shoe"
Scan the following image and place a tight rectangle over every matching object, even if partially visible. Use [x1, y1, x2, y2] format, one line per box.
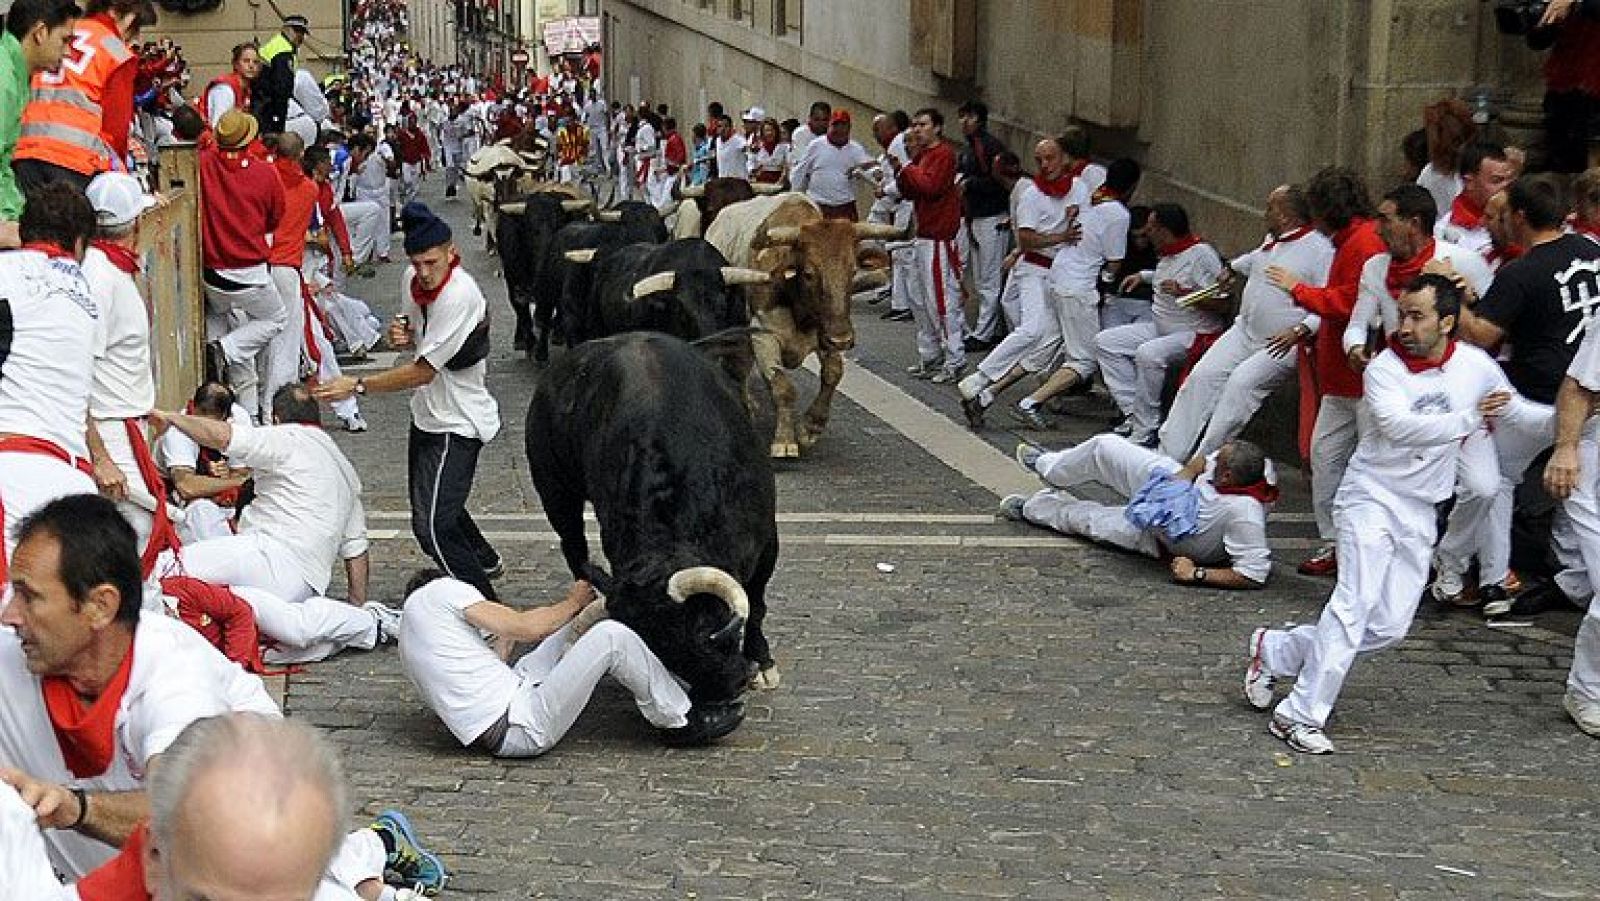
[1269, 714, 1334, 754]
[364, 602, 402, 643]
[998, 495, 1028, 522]
[342, 413, 369, 433]
[1564, 692, 1600, 739]
[1429, 567, 1465, 605]
[1243, 627, 1275, 710]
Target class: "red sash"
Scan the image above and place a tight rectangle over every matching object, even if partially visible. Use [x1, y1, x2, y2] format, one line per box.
[0, 436, 96, 584]
[41, 644, 134, 778]
[121, 420, 182, 579]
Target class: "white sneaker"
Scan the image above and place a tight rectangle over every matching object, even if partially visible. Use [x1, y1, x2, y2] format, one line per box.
[1429, 567, 1465, 605]
[930, 364, 967, 385]
[998, 495, 1028, 522]
[1269, 714, 1334, 754]
[1564, 692, 1600, 738]
[342, 413, 369, 433]
[957, 372, 988, 401]
[1014, 442, 1043, 474]
[364, 602, 402, 643]
[1243, 627, 1275, 710]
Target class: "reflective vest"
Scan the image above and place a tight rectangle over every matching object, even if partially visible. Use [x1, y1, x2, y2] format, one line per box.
[258, 33, 295, 69]
[198, 72, 250, 126]
[15, 13, 132, 175]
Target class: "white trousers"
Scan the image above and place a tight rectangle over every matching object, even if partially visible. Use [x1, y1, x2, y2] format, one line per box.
[1435, 396, 1555, 585]
[967, 214, 1008, 340]
[204, 278, 286, 415]
[1262, 496, 1434, 728]
[1101, 295, 1153, 329]
[157, 532, 315, 605]
[1158, 325, 1296, 460]
[339, 200, 384, 265]
[907, 230, 968, 371]
[1095, 322, 1194, 435]
[400, 161, 422, 206]
[351, 189, 392, 259]
[232, 585, 377, 665]
[1046, 285, 1102, 380]
[998, 270, 1023, 327]
[264, 266, 309, 419]
[976, 265, 1055, 381]
[868, 204, 915, 313]
[1020, 435, 1171, 558]
[320, 827, 388, 900]
[1555, 436, 1600, 702]
[177, 498, 234, 544]
[90, 418, 159, 552]
[1309, 395, 1363, 541]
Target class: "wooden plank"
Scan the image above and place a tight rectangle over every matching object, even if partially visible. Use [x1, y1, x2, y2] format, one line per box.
[142, 145, 205, 412]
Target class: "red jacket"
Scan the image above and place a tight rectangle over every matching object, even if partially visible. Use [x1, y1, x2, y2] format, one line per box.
[398, 126, 431, 165]
[1290, 217, 1386, 399]
[199, 144, 284, 269]
[897, 140, 961, 241]
[269, 156, 318, 267]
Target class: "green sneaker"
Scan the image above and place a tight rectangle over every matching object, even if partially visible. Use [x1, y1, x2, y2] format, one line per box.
[372, 809, 448, 896]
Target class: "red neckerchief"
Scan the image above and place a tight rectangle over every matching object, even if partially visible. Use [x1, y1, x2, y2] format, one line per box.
[1385, 238, 1435, 299]
[1450, 192, 1486, 230]
[1091, 185, 1123, 204]
[760, 136, 778, 154]
[409, 254, 462, 308]
[1033, 170, 1076, 199]
[1066, 158, 1089, 179]
[1387, 334, 1457, 373]
[1262, 225, 1314, 252]
[1159, 234, 1203, 257]
[41, 644, 135, 778]
[21, 241, 75, 260]
[92, 240, 140, 275]
[1215, 478, 1280, 506]
[1485, 242, 1525, 267]
[73, 820, 150, 901]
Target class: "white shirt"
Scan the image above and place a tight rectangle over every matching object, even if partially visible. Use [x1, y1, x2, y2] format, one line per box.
[714, 132, 748, 179]
[1147, 242, 1227, 336]
[205, 82, 237, 129]
[1169, 453, 1273, 583]
[402, 267, 501, 442]
[789, 123, 822, 160]
[1074, 161, 1108, 198]
[158, 403, 250, 471]
[1228, 228, 1335, 344]
[84, 248, 154, 420]
[1342, 342, 1508, 515]
[869, 131, 911, 217]
[0, 616, 277, 877]
[634, 120, 659, 159]
[792, 138, 872, 206]
[749, 140, 790, 181]
[225, 421, 368, 594]
[1342, 240, 1495, 351]
[0, 250, 97, 458]
[398, 578, 518, 746]
[286, 69, 330, 126]
[1435, 203, 1492, 256]
[1416, 163, 1463, 220]
[353, 152, 389, 201]
[1568, 319, 1600, 440]
[1049, 192, 1125, 294]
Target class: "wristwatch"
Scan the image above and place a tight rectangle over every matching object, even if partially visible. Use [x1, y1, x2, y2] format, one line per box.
[1192, 567, 1208, 584]
[354, 378, 367, 396]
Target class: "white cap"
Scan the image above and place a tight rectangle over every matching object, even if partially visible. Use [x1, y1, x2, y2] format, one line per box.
[742, 106, 766, 121]
[86, 172, 156, 228]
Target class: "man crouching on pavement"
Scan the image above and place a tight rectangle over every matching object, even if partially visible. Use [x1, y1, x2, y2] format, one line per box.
[398, 570, 744, 756]
[1001, 434, 1277, 590]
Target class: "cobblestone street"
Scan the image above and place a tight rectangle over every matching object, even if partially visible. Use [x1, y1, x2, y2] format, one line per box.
[292, 179, 1600, 899]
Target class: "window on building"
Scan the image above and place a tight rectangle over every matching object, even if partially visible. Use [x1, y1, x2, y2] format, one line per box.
[776, 0, 802, 38]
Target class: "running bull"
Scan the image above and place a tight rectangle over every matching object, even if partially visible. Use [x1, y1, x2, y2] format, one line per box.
[564, 237, 769, 345]
[525, 331, 781, 727]
[495, 190, 593, 356]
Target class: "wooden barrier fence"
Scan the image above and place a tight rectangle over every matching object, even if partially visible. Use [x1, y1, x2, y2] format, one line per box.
[141, 144, 205, 411]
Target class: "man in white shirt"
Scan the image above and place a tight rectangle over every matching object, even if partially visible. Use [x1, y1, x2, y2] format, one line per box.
[150, 384, 370, 607]
[157, 381, 249, 544]
[956, 138, 1093, 428]
[791, 109, 872, 220]
[1002, 435, 1275, 589]
[399, 571, 742, 757]
[866, 111, 914, 320]
[1434, 142, 1514, 257]
[712, 114, 748, 180]
[316, 203, 503, 599]
[582, 91, 611, 175]
[0, 184, 100, 582]
[1245, 275, 1510, 754]
[285, 68, 331, 150]
[348, 133, 393, 263]
[1159, 185, 1334, 460]
[1095, 204, 1227, 446]
[787, 101, 830, 169]
[79, 173, 172, 564]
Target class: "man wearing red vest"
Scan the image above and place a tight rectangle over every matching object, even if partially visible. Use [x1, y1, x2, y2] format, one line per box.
[892, 107, 966, 384]
[199, 41, 260, 130]
[13, 0, 143, 191]
[0, 182, 99, 587]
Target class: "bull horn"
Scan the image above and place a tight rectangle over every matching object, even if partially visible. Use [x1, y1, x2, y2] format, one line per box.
[761, 226, 802, 247]
[498, 202, 527, 215]
[720, 267, 771, 286]
[851, 268, 891, 292]
[751, 182, 784, 196]
[564, 249, 598, 263]
[667, 566, 750, 621]
[631, 271, 676, 298]
[561, 198, 594, 212]
[678, 184, 706, 198]
[596, 210, 624, 223]
[854, 222, 910, 241]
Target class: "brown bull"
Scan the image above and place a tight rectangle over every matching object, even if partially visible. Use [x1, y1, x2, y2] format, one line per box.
[706, 193, 902, 457]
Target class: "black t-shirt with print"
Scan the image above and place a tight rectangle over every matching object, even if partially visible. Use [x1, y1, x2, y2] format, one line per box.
[1473, 234, 1600, 404]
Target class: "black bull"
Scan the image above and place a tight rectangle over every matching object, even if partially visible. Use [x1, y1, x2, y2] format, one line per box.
[494, 191, 588, 358]
[525, 332, 780, 709]
[571, 238, 768, 345]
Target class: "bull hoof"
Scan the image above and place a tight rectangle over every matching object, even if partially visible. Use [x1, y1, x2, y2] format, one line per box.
[751, 665, 781, 691]
[473, 224, 483, 236]
[770, 441, 800, 459]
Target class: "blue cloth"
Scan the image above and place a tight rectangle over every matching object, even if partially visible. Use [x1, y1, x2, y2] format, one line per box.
[1124, 471, 1201, 543]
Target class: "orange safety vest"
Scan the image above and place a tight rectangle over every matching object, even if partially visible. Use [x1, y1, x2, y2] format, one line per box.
[15, 13, 133, 176]
[198, 72, 250, 126]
